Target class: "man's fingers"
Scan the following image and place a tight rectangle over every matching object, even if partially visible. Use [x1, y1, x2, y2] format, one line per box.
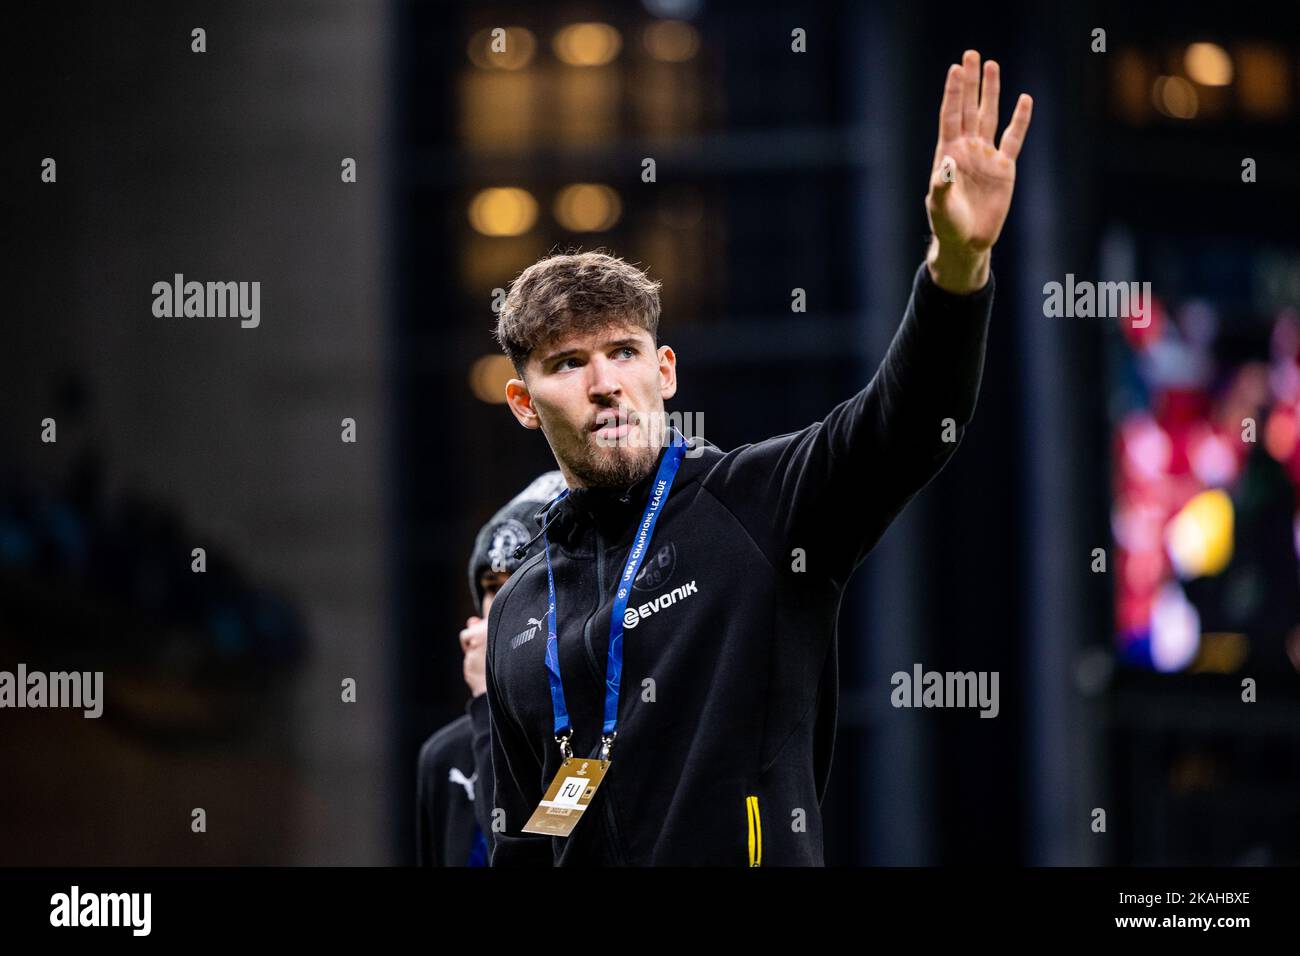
[999, 93, 1033, 161]
[961, 49, 980, 135]
[977, 59, 1000, 142]
[938, 63, 962, 145]
[459, 624, 483, 652]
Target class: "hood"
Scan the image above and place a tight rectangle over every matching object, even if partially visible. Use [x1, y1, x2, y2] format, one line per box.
[467, 470, 567, 614]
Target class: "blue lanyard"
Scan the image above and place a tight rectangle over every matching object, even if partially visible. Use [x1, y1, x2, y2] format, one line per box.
[542, 434, 687, 757]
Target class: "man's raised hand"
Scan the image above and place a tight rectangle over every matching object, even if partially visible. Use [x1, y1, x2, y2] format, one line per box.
[925, 49, 1033, 294]
[460, 615, 488, 698]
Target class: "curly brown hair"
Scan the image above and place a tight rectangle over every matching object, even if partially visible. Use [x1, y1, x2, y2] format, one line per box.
[495, 249, 662, 374]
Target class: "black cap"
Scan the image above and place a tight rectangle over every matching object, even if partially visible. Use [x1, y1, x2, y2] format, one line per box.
[466, 471, 567, 614]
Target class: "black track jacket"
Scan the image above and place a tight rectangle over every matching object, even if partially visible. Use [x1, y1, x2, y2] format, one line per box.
[415, 695, 493, 866]
[485, 261, 995, 865]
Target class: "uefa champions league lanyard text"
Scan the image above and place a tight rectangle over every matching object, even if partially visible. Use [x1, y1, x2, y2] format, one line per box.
[541, 436, 686, 765]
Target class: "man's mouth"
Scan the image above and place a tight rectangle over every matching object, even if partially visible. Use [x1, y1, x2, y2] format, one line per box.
[591, 409, 636, 442]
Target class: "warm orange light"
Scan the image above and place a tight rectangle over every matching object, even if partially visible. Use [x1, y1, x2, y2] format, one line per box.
[469, 355, 516, 404]
[1237, 45, 1290, 118]
[553, 22, 622, 66]
[1113, 50, 1152, 123]
[643, 20, 700, 62]
[1153, 76, 1199, 119]
[468, 188, 539, 237]
[1184, 42, 1233, 86]
[553, 183, 622, 232]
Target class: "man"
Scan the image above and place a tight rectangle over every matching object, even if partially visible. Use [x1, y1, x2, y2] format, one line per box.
[484, 51, 1032, 865]
[415, 471, 565, 866]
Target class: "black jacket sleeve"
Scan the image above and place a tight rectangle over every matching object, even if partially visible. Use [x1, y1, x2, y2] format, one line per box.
[703, 261, 994, 587]
[467, 693, 495, 845]
[484, 598, 554, 866]
[415, 736, 437, 867]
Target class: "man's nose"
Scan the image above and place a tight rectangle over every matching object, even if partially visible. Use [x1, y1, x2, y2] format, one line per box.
[586, 355, 621, 400]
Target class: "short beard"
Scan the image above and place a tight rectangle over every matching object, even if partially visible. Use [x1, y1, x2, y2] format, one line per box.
[567, 439, 659, 490]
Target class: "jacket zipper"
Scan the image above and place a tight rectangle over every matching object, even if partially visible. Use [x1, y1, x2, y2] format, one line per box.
[746, 795, 763, 867]
[580, 525, 606, 686]
[579, 523, 629, 863]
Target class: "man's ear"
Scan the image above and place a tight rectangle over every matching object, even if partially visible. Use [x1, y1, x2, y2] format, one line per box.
[505, 377, 542, 430]
[657, 345, 678, 401]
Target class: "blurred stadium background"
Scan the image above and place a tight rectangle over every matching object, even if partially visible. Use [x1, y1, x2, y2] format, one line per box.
[3, 0, 1298, 864]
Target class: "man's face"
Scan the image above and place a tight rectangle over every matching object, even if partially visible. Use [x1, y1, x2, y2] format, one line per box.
[479, 571, 509, 619]
[505, 323, 677, 489]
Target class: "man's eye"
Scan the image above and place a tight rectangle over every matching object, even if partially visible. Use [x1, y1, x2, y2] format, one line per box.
[555, 357, 581, 371]
[614, 346, 637, 359]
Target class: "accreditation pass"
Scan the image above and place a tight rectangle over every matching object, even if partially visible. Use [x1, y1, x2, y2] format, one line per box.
[522, 758, 609, 837]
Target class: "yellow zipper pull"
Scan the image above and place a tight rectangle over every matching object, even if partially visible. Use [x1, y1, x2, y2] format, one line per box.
[746, 795, 763, 867]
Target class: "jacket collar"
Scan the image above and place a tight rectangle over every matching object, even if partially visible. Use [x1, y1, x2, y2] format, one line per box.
[541, 438, 708, 549]
[553, 449, 664, 545]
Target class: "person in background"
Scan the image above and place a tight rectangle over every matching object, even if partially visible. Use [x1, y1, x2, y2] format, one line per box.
[416, 471, 566, 866]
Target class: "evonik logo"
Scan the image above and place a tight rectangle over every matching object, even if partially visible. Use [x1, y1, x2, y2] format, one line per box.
[623, 580, 698, 629]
